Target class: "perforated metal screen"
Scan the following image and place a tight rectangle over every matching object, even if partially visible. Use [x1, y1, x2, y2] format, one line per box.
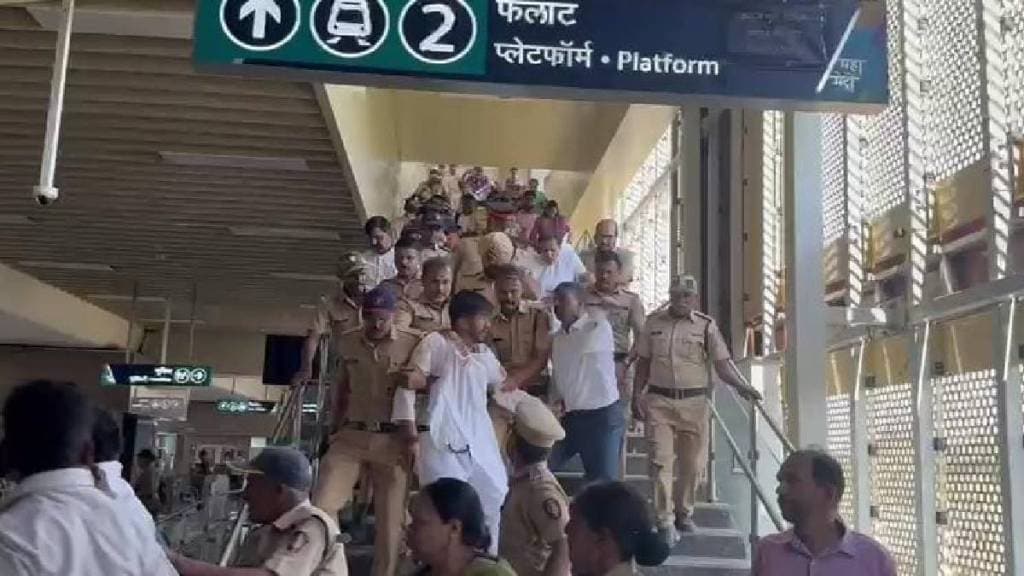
[933, 370, 1006, 576]
[822, 114, 847, 245]
[925, 0, 986, 182]
[854, 0, 907, 221]
[1006, 0, 1024, 136]
[867, 383, 919, 575]
[826, 393, 854, 524]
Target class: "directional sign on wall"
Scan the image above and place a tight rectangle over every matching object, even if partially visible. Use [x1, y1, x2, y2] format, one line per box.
[194, 0, 888, 112]
[102, 364, 214, 387]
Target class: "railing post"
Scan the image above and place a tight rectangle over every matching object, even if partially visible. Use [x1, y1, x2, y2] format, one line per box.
[748, 399, 760, 546]
[910, 320, 937, 576]
[850, 337, 872, 533]
[705, 384, 717, 503]
[994, 297, 1024, 574]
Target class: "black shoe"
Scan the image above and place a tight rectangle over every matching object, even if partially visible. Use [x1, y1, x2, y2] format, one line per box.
[675, 517, 697, 533]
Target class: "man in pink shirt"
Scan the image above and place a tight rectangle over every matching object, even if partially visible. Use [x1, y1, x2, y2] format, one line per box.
[754, 449, 897, 576]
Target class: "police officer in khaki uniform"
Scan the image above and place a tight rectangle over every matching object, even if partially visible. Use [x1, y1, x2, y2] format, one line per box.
[380, 236, 423, 301]
[499, 395, 570, 576]
[312, 287, 422, 576]
[579, 219, 636, 287]
[171, 447, 344, 576]
[395, 256, 452, 332]
[583, 251, 645, 403]
[293, 253, 373, 386]
[488, 264, 554, 460]
[453, 232, 539, 305]
[633, 275, 761, 542]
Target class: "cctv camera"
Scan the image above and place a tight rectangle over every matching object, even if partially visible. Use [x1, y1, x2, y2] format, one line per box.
[32, 185, 59, 206]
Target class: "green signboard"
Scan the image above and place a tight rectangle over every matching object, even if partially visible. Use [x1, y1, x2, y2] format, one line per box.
[216, 399, 278, 414]
[101, 364, 214, 387]
[193, 0, 888, 112]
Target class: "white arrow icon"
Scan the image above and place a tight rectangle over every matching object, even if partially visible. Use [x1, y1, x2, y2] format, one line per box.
[239, 0, 282, 40]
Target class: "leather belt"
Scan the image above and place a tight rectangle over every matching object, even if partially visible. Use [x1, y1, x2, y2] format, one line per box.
[647, 386, 707, 400]
[346, 422, 429, 433]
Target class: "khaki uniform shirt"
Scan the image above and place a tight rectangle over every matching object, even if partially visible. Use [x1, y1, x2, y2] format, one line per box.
[499, 463, 569, 576]
[456, 272, 497, 306]
[379, 276, 424, 300]
[637, 309, 730, 390]
[489, 302, 552, 387]
[583, 286, 645, 355]
[314, 294, 362, 377]
[395, 297, 450, 332]
[336, 326, 422, 424]
[580, 248, 637, 285]
[234, 501, 328, 576]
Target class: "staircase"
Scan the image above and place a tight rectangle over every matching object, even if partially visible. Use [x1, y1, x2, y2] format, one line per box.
[553, 431, 751, 576]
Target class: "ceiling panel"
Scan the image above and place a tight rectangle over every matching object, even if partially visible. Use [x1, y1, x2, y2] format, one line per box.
[0, 11, 361, 333]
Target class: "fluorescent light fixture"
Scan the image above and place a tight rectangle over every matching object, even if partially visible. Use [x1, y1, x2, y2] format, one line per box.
[299, 304, 318, 310]
[89, 294, 167, 303]
[230, 226, 339, 241]
[19, 260, 114, 272]
[270, 272, 337, 282]
[160, 151, 309, 171]
[0, 215, 36, 225]
[138, 318, 207, 325]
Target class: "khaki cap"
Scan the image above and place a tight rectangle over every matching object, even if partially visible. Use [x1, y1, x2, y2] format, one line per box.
[514, 395, 565, 448]
[670, 274, 698, 294]
[337, 252, 368, 279]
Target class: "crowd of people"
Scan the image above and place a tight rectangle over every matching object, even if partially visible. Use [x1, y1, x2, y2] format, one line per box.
[0, 165, 896, 576]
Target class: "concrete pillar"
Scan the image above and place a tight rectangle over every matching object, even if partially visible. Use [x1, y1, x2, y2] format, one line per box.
[681, 107, 704, 287]
[783, 112, 828, 447]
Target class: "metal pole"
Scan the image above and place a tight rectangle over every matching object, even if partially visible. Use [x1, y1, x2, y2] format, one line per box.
[850, 337, 871, 533]
[33, 0, 74, 203]
[994, 297, 1024, 574]
[160, 299, 171, 364]
[292, 382, 306, 448]
[748, 399, 760, 545]
[311, 334, 331, 484]
[910, 320, 937, 576]
[707, 399, 785, 531]
[705, 381, 717, 502]
[125, 281, 137, 364]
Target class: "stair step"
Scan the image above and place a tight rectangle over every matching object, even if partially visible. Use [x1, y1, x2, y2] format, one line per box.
[556, 472, 654, 499]
[671, 528, 747, 560]
[689, 502, 736, 530]
[555, 453, 650, 476]
[648, 556, 750, 576]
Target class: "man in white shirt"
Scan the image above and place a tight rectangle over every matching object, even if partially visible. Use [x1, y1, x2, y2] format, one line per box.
[527, 235, 588, 300]
[548, 282, 626, 482]
[362, 216, 398, 285]
[92, 408, 159, 540]
[0, 380, 177, 576]
[393, 290, 509, 554]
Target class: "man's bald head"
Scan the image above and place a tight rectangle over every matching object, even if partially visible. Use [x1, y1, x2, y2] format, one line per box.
[594, 219, 619, 251]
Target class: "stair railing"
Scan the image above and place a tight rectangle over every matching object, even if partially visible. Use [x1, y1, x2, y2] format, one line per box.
[217, 374, 315, 565]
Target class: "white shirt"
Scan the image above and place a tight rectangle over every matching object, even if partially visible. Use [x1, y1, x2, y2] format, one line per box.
[551, 312, 619, 411]
[0, 468, 177, 576]
[525, 243, 587, 299]
[95, 461, 158, 541]
[362, 247, 397, 285]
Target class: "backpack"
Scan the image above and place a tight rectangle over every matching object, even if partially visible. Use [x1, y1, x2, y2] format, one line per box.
[295, 506, 350, 576]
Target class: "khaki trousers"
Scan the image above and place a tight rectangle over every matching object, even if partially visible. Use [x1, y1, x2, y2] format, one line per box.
[312, 429, 408, 576]
[644, 392, 709, 528]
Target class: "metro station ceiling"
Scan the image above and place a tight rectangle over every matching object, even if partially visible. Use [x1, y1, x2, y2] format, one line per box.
[0, 7, 362, 333]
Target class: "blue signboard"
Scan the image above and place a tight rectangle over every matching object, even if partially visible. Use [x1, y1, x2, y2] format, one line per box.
[193, 0, 888, 112]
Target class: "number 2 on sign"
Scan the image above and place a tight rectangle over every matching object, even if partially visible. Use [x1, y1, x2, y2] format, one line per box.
[419, 4, 455, 54]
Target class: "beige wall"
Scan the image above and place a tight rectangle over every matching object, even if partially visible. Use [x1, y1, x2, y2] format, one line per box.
[0, 347, 131, 411]
[139, 327, 266, 377]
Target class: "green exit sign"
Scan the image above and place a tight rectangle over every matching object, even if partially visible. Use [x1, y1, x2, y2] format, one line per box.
[101, 364, 213, 387]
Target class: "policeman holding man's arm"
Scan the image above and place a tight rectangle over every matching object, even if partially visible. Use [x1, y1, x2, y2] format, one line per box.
[311, 287, 421, 576]
[632, 275, 761, 544]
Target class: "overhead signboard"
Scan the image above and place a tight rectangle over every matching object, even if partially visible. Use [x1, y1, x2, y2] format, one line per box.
[130, 395, 190, 421]
[216, 399, 278, 414]
[102, 364, 214, 387]
[193, 0, 887, 112]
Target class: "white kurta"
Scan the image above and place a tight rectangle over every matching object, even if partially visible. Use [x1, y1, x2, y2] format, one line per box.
[398, 331, 509, 553]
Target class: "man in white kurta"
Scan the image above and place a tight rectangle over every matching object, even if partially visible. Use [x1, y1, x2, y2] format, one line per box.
[393, 290, 510, 553]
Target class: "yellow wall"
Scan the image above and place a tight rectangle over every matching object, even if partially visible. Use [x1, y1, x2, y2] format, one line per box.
[569, 104, 676, 236]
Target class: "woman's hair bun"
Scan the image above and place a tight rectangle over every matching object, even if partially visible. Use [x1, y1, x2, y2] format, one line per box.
[634, 529, 670, 566]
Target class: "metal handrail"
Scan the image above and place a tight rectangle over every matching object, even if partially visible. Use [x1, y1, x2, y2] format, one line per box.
[706, 397, 786, 532]
[723, 358, 795, 454]
[217, 382, 309, 566]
